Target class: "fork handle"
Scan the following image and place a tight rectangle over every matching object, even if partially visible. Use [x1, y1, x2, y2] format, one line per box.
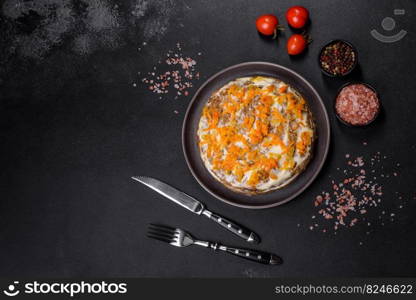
[201, 209, 260, 244]
[200, 241, 282, 265]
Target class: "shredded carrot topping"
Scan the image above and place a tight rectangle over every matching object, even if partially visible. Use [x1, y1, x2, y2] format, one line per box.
[199, 79, 313, 187]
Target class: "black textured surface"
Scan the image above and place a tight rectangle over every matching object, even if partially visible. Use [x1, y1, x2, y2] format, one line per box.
[1, 0, 416, 277]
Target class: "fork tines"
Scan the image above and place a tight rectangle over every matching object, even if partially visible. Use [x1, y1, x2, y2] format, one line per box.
[147, 224, 176, 244]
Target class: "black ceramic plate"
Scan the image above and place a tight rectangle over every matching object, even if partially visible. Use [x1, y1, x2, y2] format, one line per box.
[182, 62, 330, 209]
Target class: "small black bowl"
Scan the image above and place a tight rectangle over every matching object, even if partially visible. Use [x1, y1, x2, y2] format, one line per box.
[318, 39, 358, 77]
[334, 82, 381, 127]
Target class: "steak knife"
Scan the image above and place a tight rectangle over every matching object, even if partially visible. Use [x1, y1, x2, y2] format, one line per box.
[132, 176, 260, 244]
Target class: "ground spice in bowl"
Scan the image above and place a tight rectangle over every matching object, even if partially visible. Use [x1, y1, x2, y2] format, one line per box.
[319, 40, 357, 76]
[335, 83, 380, 126]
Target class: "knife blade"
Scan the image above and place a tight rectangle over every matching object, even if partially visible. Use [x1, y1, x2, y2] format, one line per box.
[132, 176, 260, 244]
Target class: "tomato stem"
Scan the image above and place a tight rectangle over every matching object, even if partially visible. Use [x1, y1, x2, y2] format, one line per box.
[272, 26, 284, 39]
[302, 31, 312, 44]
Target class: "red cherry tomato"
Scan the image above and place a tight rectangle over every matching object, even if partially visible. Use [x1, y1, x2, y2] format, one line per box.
[256, 14, 279, 36]
[287, 34, 307, 55]
[286, 6, 309, 29]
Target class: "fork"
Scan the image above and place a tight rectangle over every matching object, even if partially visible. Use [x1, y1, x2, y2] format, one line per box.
[147, 224, 282, 265]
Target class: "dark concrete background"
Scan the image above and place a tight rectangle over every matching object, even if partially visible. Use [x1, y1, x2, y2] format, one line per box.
[0, 0, 415, 277]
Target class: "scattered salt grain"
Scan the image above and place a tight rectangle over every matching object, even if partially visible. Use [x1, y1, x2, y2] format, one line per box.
[140, 43, 201, 98]
[306, 151, 406, 234]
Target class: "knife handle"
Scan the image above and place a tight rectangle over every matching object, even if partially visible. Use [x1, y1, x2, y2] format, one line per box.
[201, 209, 260, 244]
[207, 242, 282, 265]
